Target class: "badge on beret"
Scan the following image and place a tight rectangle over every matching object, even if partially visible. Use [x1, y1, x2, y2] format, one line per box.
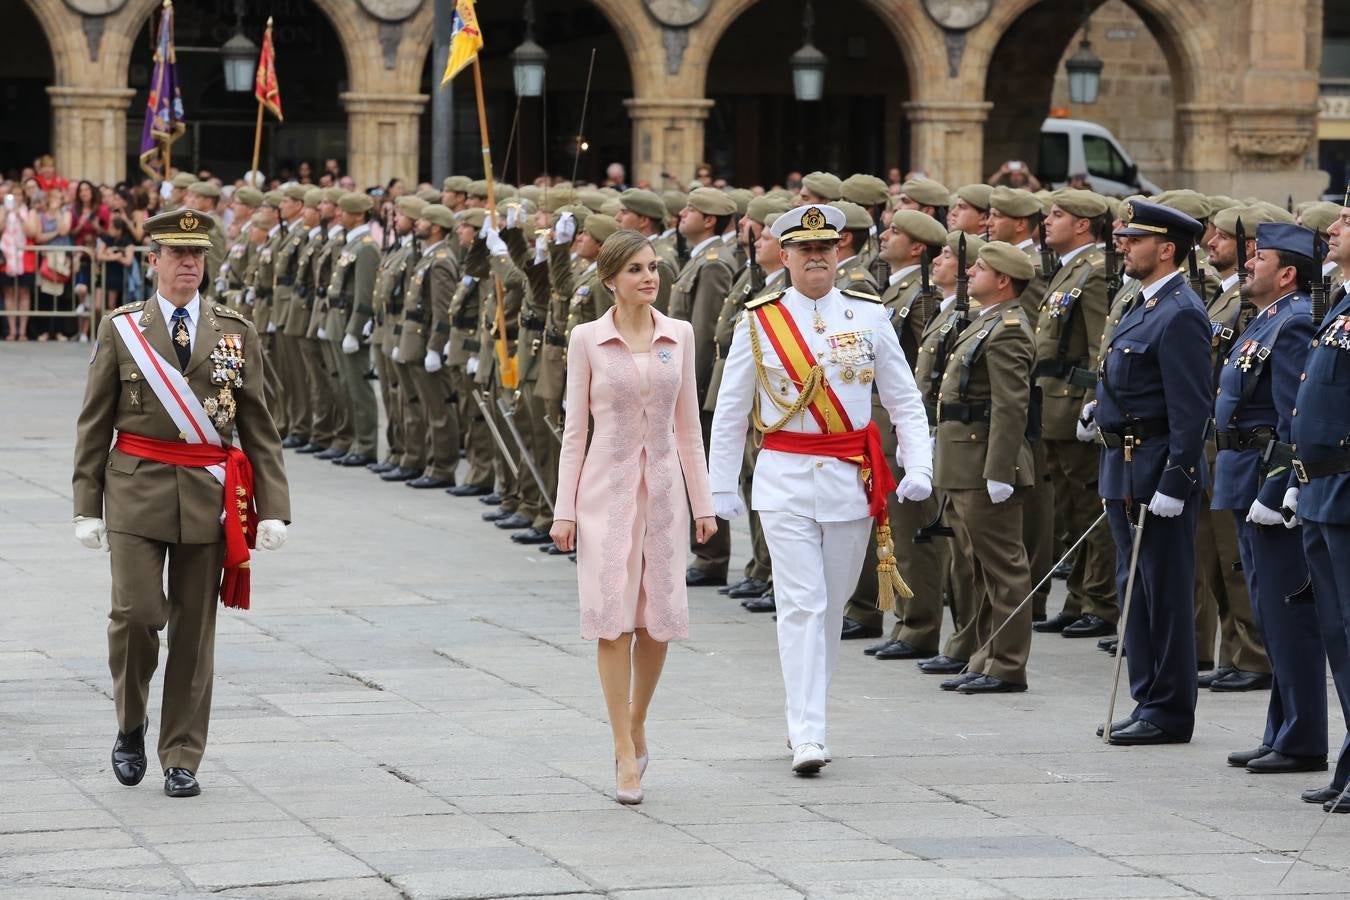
[802, 207, 826, 231]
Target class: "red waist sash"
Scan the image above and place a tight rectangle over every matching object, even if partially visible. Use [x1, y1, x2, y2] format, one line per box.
[762, 421, 897, 524]
[113, 432, 256, 610]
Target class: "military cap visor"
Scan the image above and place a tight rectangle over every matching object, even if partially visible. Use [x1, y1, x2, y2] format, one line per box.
[771, 204, 845, 243]
[145, 209, 214, 248]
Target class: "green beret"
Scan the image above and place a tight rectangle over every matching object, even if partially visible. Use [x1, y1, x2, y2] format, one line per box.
[421, 204, 455, 230]
[899, 177, 949, 208]
[766, 188, 797, 205]
[1208, 195, 1240, 214]
[416, 187, 442, 204]
[1212, 205, 1275, 237]
[495, 184, 518, 201]
[841, 174, 889, 207]
[762, 212, 784, 231]
[599, 198, 622, 217]
[519, 185, 543, 205]
[979, 240, 1035, 281]
[949, 230, 986, 258]
[1052, 189, 1109, 220]
[322, 187, 345, 204]
[745, 196, 789, 225]
[831, 200, 873, 231]
[619, 189, 667, 224]
[249, 212, 270, 230]
[801, 171, 842, 201]
[338, 192, 373, 214]
[584, 213, 619, 243]
[955, 184, 993, 211]
[233, 187, 263, 208]
[457, 208, 487, 229]
[889, 209, 947, 249]
[1251, 201, 1296, 225]
[466, 180, 489, 199]
[687, 187, 737, 217]
[1155, 189, 1211, 222]
[662, 190, 688, 217]
[1034, 190, 1056, 215]
[281, 183, 308, 201]
[171, 172, 196, 189]
[302, 188, 323, 209]
[1301, 201, 1342, 236]
[396, 196, 427, 218]
[989, 186, 1041, 219]
[262, 190, 284, 209]
[597, 186, 620, 199]
[145, 208, 214, 248]
[726, 188, 755, 217]
[541, 186, 577, 213]
[442, 175, 471, 193]
[187, 181, 220, 199]
[577, 189, 607, 212]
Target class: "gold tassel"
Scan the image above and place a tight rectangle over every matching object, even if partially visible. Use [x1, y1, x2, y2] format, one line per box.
[875, 523, 913, 614]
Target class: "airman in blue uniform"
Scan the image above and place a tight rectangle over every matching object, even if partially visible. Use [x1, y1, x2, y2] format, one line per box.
[1212, 223, 1325, 776]
[1086, 200, 1211, 744]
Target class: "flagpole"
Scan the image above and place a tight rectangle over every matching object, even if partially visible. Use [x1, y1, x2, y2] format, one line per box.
[469, 56, 517, 389]
[250, 17, 272, 186]
[162, 0, 173, 179]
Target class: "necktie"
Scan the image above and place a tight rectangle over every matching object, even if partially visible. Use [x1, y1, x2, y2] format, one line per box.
[171, 307, 191, 370]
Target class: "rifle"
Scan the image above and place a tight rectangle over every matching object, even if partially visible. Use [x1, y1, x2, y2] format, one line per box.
[913, 493, 954, 543]
[1037, 215, 1059, 281]
[1235, 216, 1252, 326]
[915, 247, 939, 327]
[1311, 230, 1331, 327]
[1101, 218, 1122, 303]
[1186, 247, 1205, 298]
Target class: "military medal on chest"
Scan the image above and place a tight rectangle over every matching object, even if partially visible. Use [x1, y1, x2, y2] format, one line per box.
[207, 333, 246, 428]
[1233, 338, 1260, 372]
[1323, 314, 1350, 351]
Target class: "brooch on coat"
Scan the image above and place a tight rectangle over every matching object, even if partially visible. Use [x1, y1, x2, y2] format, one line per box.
[657, 349, 672, 363]
[207, 334, 245, 428]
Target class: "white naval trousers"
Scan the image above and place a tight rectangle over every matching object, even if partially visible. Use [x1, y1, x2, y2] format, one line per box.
[760, 510, 873, 748]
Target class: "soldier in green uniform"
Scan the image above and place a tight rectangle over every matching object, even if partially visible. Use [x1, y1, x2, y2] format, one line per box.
[443, 208, 496, 496]
[290, 189, 330, 455]
[247, 192, 287, 434]
[329, 192, 381, 466]
[616, 189, 679, 314]
[73, 209, 290, 797]
[181, 183, 226, 303]
[215, 187, 261, 314]
[831, 201, 882, 295]
[798, 170, 842, 205]
[367, 195, 424, 476]
[895, 177, 949, 223]
[934, 242, 1037, 694]
[1300, 201, 1345, 287]
[671, 187, 738, 586]
[271, 184, 311, 449]
[948, 184, 992, 238]
[841, 173, 892, 288]
[310, 189, 354, 460]
[164, 171, 195, 212]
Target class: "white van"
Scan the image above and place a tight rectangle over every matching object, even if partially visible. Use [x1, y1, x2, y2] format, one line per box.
[1037, 117, 1161, 197]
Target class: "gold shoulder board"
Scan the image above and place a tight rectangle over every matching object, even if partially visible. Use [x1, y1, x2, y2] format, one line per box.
[108, 301, 146, 318]
[841, 288, 882, 303]
[214, 305, 246, 321]
[745, 288, 787, 310]
[705, 249, 720, 261]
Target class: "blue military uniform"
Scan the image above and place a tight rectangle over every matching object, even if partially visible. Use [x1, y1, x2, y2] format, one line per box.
[1212, 273, 1323, 764]
[1095, 201, 1211, 743]
[1291, 280, 1350, 798]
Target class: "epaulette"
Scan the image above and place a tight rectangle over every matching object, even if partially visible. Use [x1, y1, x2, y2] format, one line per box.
[107, 301, 146, 318]
[435, 250, 448, 259]
[745, 288, 787, 310]
[363, 236, 375, 245]
[705, 249, 720, 261]
[849, 270, 866, 280]
[213, 304, 246, 321]
[1003, 317, 1023, 326]
[841, 287, 882, 303]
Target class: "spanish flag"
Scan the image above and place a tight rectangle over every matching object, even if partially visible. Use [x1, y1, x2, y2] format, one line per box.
[255, 17, 282, 121]
[441, 0, 483, 85]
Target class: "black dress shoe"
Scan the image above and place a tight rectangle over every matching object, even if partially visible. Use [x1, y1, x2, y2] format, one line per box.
[1197, 660, 1215, 673]
[718, 578, 746, 596]
[479, 492, 503, 505]
[1033, 611, 1078, 634]
[728, 578, 770, 599]
[1247, 751, 1327, 774]
[686, 568, 728, 588]
[111, 720, 148, 786]
[1032, 612, 1047, 623]
[446, 483, 492, 497]
[408, 475, 454, 489]
[1062, 614, 1116, 638]
[1209, 669, 1272, 692]
[315, 447, 346, 460]
[1096, 716, 1137, 738]
[840, 617, 882, 640]
[1303, 784, 1343, 804]
[876, 640, 939, 661]
[1324, 793, 1350, 813]
[336, 453, 375, 467]
[941, 671, 980, 691]
[380, 466, 418, 482]
[1197, 665, 1236, 688]
[481, 508, 509, 522]
[1098, 637, 1119, 654]
[295, 442, 325, 454]
[494, 513, 532, 530]
[543, 542, 571, 555]
[864, 639, 894, 656]
[956, 674, 1027, 694]
[1108, 720, 1186, 745]
[1227, 744, 1273, 768]
[919, 655, 967, 674]
[742, 592, 776, 613]
[1051, 558, 1072, 580]
[512, 527, 553, 545]
[281, 435, 305, 449]
[163, 768, 200, 798]
[367, 460, 396, 473]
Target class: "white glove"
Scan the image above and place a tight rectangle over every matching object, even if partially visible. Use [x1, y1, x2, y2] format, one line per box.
[243, 287, 256, 306]
[255, 519, 287, 551]
[1076, 400, 1098, 443]
[898, 471, 932, 503]
[266, 321, 277, 334]
[533, 233, 548, 265]
[478, 219, 491, 240]
[316, 327, 327, 340]
[986, 480, 1014, 504]
[74, 516, 109, 552]
[1283, 486, 1299, 517]
[424, 349, 443, 373]
[1246, 499, 1285, 527]
[214, 277, 227, 294]
[1147, 491, 1185, 518]
[712, 491, 745, 520]
[466, 356, 480, 375]
[505, 205, 522, 229]
[341, 334, 360, 355]
[390, 346, 401, 363]
[554, 212, 576, 245]
[484, 226, 508, 257]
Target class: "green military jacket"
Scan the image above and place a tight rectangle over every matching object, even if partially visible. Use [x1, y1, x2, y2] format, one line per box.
[397, 239, 458, 361]
[293, 226, 324, 339]
[326, 224, 379, 341]
[669, 237, 735, 400]
[475, 252, 528, 385]
[250, 225, 284, 331]
[274, 219, 310, 338]
[445, 240, 487, 367]
[311, 225, 344, 338]
[217, 235, 252, 313]
[878, 264, 930, 366]
[834, 252, 881, 295]
[373, 237, 416, 355]
[201, 214, 226, 304]
[535, 245, 575, 403]
[704, 267, 785, 411]
[1034, 243, 1108, 441]
[1017, 241, 1049, 319]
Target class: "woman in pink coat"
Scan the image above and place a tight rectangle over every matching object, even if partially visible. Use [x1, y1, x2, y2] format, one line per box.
[551, 230, 716, 805]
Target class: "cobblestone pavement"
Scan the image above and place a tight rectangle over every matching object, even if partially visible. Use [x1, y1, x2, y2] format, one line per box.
[1, 343, 1348, 900]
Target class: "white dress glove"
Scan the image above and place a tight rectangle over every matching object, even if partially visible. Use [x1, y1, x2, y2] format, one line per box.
[1282, 486, 1299, 516]
[74, 516, 109, 552]
[266, 321, 277, 334]
[898, 471, 933, 503]
[243, 287, 256, 306]
[466, 356, 480, 376]
[214, 277, 227, 294]
[390, 346, 400, 363]
[424, 349, 443, 373]
[1147, 491, 1185, 518]
[533, 234, 549, 265]
[362, 320, 373, 338]
[255, 519, 287, 551]
[505, 205, 522, 229]
[554, 212, 576, 245]
[341, 334, 360, 355]
[712, 491, 745, 520]
[483, 226, 508, 257]
[1076, 400, 1099, 443]
[986, 480, 1014, 504]
[316, 327, 327, 341]
[1246, 500, 1285, 527]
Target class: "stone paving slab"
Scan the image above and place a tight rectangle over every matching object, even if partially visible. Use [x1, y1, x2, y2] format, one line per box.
[2, 342, 1350, 899]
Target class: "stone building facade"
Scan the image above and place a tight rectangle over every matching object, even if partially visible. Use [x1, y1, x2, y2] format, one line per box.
[18, 0, 1331, 199]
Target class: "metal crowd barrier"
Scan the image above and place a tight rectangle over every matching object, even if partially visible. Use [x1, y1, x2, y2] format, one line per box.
[4, 244, 103, 336]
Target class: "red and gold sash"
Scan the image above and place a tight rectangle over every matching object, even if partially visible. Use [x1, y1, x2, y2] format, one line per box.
[754, 302, 853, 435]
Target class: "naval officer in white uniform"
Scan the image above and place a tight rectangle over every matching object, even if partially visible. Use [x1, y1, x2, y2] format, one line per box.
[709, 204, 933, 774]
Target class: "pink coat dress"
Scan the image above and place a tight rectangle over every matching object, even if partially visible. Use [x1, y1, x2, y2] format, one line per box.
[554, 307, 715, 641]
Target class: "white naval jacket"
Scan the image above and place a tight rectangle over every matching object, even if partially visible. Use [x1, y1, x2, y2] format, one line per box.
[708, 286, 932, 522]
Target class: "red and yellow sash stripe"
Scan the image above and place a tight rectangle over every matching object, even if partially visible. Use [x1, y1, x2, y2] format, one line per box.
[753, 301, 853, 434]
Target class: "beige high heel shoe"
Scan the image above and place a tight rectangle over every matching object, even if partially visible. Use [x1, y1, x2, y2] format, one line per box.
[615, 760, 644, 805]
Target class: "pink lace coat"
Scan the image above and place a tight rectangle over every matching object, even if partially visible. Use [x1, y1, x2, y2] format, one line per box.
[554, 307, 715, 641]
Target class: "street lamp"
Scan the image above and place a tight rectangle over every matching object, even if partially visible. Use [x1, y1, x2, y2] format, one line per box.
[1064, 15, 1103, 104]
[512, 0, 548, 98]
[220, 0, 257, 93]
[790, 0, 826, 102]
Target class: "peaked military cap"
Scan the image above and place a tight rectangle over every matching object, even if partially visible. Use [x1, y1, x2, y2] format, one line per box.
[841, 173, 889, 207]
[420, 204, 455, 230]
[1115, 199, 1203, 240]
[989, 186, 1041, 219]
[889, 209, 947, 248]
[801, 171, 843, 200]
[687, 187, 737, 217]
[145, 209, 214, 248]
[771, 204, 845, 243]
[1255, 222, 1319, 260]
[619, 188, 667, 224]
[979, 240, 1035, 281]
[338, 192, 374, 214]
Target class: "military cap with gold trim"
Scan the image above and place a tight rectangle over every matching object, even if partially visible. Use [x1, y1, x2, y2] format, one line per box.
[770, 204, 845, 244]
[396, 195, 427, 218]
[1114, 199, 1203, 240]
[171, 172, 196, 189]
[841, 173, 889, 207]
[831, 200, 874, 231]
[233, 186, 263, 208]
[801, 171, 843, 201]
[145, 208, 215, 248]
[687, 187, 737, 217]
[619, 188, 667, 224]
[889, 209, 947, 248]
[443, 175, 472, 193]
[989, 185, 1041, 219]
[420, 203, 455, 230]
[338, 192, 374, 214]
[187, 181, 220, 199]
[979, 240, 1035, 281]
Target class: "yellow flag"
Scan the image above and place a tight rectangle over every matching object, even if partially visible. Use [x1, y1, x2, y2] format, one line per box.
[441, 0, 484, 85]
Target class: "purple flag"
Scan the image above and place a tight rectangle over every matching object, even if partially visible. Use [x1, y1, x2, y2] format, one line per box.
[139, 1, 185, 180]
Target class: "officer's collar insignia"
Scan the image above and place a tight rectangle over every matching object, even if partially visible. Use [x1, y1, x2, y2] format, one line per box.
[802, 207, 826, 231]
[179, 212, 199, 233]
[1145, 297, 1158, 309]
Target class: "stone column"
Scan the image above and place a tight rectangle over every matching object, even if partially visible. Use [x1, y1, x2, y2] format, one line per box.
[903, 100, 992, 187]
[341, 92, 429, 188]
[623, 97, 714, 190]
[47, 86, 136, 186]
